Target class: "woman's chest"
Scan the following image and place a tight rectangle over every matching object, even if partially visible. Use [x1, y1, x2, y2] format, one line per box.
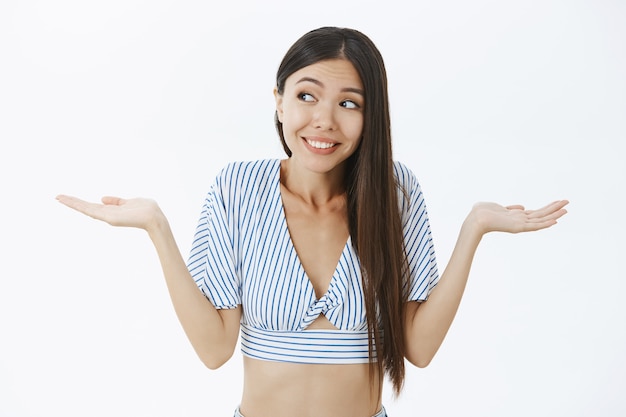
[235, 208, 366, 332]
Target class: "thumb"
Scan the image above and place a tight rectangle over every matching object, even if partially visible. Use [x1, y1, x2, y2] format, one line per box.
[101, 196, 125, 206]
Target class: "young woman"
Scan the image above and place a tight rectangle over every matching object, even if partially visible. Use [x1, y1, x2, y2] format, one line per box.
[57, 27, 568, 417]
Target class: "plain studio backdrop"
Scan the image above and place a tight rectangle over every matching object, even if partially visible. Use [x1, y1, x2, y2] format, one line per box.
[1, 1, 624, 416]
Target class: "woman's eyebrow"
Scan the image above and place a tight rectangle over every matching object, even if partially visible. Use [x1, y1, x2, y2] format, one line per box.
[295, 77, 364, 96]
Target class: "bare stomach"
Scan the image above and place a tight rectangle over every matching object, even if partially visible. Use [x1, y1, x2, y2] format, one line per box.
[238, 317, 382, 417]
[240, 357, 381, 417]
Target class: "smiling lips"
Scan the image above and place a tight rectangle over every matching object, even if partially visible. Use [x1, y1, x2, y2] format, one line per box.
[304, 137, 337, 152]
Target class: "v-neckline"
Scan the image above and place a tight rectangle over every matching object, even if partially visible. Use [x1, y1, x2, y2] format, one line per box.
[275, 160, 351, 301]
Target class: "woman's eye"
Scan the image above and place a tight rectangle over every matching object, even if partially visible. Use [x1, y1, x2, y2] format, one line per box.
[340, 100, 360, 109]
[299, 93, 315, 102]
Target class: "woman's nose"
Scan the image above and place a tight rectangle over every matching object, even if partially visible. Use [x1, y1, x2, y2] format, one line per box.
[312, 103, 337, 130]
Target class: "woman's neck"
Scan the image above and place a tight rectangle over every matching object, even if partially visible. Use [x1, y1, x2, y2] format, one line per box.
[280, 158, 346, 207]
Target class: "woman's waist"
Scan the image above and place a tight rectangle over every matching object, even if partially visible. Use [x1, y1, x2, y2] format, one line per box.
[241, 356, 381, 417]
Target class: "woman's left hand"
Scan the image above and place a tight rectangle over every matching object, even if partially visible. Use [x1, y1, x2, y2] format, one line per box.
[470, 200, 569, 235]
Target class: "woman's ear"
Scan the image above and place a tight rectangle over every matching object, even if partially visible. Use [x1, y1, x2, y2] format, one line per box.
[274, 87, 283, 123]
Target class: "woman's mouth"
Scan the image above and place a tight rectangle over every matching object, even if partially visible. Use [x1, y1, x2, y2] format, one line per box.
[304, 138, 337, 149]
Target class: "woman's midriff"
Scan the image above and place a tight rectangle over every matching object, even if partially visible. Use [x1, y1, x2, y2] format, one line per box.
[240, 356, 382, 417]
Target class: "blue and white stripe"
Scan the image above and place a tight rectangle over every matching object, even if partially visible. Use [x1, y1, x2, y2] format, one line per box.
[394, 162, 440, 301]
[240, 324, 372, 364]
[187, 159, 439, 364]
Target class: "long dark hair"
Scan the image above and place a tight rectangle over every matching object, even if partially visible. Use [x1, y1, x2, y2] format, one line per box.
[275, 27, 409, 395]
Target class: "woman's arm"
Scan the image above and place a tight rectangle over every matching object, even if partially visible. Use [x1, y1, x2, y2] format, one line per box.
[404, 200, 568, 368]
[56, 195, 241, 369]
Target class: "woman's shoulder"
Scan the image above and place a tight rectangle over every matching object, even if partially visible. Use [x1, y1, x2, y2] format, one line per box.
[392, 160, 429, 217]
[215, 159, 281, 182]
[392, 160, 419, 188]
[211, 159, 281, 194]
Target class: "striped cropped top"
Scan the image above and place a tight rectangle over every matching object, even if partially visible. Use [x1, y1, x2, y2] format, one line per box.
[187, 159, 439, 364]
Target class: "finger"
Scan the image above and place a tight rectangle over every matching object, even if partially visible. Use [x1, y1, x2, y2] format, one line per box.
[528, 207, 568, 223]
[523, 208, 568, 232]
[527, 200, 569, 219]
[101, 196, 125, 206]
[505, 204, 525, 211]
[523, 218, 559, 232]
[56, 194, 91, 211]
[56, 194, 106, 220]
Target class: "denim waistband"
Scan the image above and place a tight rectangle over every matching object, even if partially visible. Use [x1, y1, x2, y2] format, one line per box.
[234, 405, 387, 417]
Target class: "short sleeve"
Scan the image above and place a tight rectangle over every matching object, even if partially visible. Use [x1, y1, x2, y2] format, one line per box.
[394, 161, 440, 302]
[187, 167, 241, 309]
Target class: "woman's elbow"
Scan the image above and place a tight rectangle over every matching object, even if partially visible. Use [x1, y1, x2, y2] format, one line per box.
[198, 347, 235, 370]
[407, 355, 433, 369]
[405, 347, 435, 368]
[200, 357, 230, 371]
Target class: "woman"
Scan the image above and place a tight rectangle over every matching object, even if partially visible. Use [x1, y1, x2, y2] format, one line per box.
[57, 27, 568, 417]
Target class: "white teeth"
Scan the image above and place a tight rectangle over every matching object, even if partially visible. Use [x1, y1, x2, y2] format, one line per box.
[306, 139, 335, 149]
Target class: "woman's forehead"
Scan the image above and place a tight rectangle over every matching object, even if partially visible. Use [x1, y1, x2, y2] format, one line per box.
[286, 59, 363, 90]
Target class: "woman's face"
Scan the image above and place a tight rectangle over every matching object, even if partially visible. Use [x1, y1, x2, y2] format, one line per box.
[275, 59, 364, 176]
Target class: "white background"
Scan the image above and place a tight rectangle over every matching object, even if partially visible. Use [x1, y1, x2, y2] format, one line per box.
[1, 1, 625, 416]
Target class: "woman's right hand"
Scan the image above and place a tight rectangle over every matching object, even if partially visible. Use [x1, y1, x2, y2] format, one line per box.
[56, 195, 164, 232]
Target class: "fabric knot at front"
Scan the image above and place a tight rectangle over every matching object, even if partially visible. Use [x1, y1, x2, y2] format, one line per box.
[300, 293, 339, 330]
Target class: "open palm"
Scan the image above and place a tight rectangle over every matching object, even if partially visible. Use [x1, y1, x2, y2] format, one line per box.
[473, 200, 569, 234]
[56, 195, 163, 231]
